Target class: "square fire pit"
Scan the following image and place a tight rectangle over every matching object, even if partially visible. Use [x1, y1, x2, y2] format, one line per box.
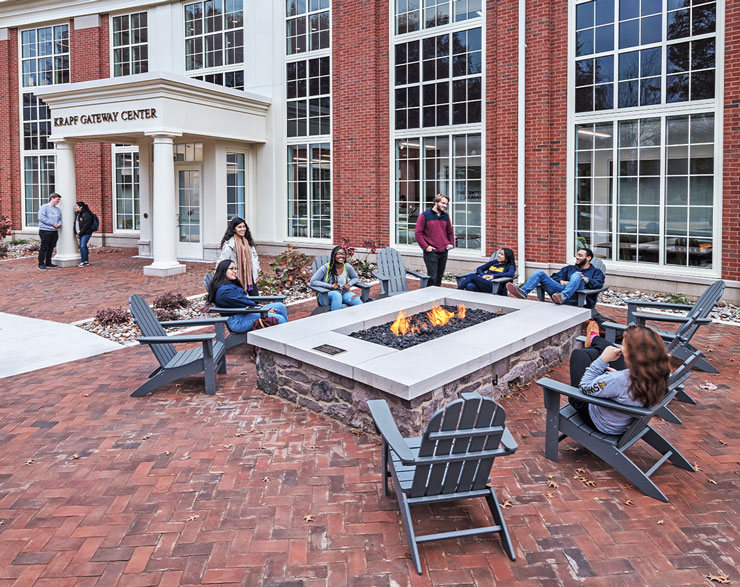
[249, 287, 590, 436]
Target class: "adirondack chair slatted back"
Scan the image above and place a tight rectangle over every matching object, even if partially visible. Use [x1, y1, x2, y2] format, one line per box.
[591, 257, 606, 275]
[311, 255, 330, 277]
[129, 294, 177, 367]
[673, 280, 724, 343]
[377, 247, 410, 296]
[615, 350, 701, 449]
[410, 394, 506, 498]
[203, 272, 214, 294]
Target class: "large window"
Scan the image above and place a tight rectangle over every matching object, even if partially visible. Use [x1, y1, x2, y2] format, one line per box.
[394, 134, 481, 249]
[20, 25, 68, 227]
[185, 0, 244, 89]
[287, 57, 330, 137]
[286, 0, 330, 55]
[112, 12, 148, 76]
[226, 152, 246, 219]
[395, 0, 482, 35]
[287, 144, 331, 239]
[114, 148, 140, 231]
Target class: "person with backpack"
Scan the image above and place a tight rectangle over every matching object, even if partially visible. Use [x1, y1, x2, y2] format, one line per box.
[74, 201, 96, 267]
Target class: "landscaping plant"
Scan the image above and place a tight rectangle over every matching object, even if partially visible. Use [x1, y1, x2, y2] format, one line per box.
[339, 237, 383, 280]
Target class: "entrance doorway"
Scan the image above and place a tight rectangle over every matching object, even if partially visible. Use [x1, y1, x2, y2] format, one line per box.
[176, 167, 201, 259]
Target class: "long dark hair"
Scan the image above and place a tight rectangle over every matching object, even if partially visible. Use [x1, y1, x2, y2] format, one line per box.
[499, 247, 516, 270]
[76, 201, 90, 214]
[326, 246, 347, 284]
[208, 259, 242, 303]
[220, 217, 254, 248]
[624, 325, 670, 406]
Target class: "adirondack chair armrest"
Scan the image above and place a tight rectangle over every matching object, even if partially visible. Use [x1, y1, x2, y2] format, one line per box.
[630, 311, 712, 325]
[490, 275, 515, 284]
[367, 400, 416, 463]
[354, 282, 372, 302]
[626, 299, 693, 313]
[500, 427, 518, 454]
[406, 268, 429, 280]
[159, 317, 229, 327]
[206, 306, 266, 315]
[137, 334, 216, 344]
[537, 377, 652, 417]
[372, 270, 389, 282]
[249, 296, 287, 303]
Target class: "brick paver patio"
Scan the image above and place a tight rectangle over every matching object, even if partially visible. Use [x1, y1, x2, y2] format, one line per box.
[1, 251, 738, 585]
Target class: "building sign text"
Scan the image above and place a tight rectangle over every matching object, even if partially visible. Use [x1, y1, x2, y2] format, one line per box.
[54, 108, 157, 127]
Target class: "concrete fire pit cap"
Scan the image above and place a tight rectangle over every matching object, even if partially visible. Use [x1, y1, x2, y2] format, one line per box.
[248, 287, 591, 401]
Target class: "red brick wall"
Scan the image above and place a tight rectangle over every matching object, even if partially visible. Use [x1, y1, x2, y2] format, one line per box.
[523, 0, 568, 265]
[723, 1, 740, 282]
[0, 29, 21, 230]
[486, 0, 519, 255]
[71, 15, 112, 235]
[332, 0, 389, 247]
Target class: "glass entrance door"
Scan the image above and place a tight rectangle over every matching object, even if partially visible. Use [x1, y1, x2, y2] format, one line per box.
[176, 167, 202, 259]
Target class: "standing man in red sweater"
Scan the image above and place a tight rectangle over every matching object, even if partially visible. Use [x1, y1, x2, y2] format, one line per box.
[414, 193, 455, 287]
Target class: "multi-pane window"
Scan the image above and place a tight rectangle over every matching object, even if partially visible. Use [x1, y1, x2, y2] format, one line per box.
[184, 0, 243, 89]
[286, 0, 330, 54]
[394, 134, 481, 249]
[574, 115, 714, 268]
[226, 153, 246, 219]
[112, 12, 148, 77]
[395, 27, 481, 129]
[114, 150, 140, 231]
[287, 144, 331, 239]
[20, 25, 68, 227]
[287, 57, 330, 137]
[395, 0, 482, 34]
[574, 0, 716, 113]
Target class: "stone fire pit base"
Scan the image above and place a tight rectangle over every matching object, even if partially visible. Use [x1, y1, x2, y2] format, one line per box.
[255, 325, 579, 436]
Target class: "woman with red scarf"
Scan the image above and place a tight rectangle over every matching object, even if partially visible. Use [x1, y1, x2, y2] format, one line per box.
[216, 217, 261, 295]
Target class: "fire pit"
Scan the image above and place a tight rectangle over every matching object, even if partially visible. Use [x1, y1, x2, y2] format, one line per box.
[249, 287, 590, 436]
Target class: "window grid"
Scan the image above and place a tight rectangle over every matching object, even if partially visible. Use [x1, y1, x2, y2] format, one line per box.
[287, 143, 331, 239]
[114, 149, 140, 231]
[226, 152, 246, 219]
[395, 0, 481, 35]
[286, 0, 330, 55]
[287, 57, 329, 137]
[21, 25, 69, 88]
[184, 0, 244, 74]
[23, 155, 55, 227]
[112, 12, 148, 77]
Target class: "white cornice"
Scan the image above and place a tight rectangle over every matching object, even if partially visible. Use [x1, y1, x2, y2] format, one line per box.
[0, 0, 173, 28]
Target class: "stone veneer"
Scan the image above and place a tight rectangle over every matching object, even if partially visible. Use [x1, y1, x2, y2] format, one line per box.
[255, 324, 579, 437]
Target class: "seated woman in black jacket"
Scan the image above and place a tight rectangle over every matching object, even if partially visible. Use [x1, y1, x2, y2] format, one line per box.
[207, 259, 288, 332]
[457, 248, 516, 295]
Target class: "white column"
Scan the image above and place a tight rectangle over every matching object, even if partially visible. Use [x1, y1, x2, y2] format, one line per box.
[52, 139, 80, 267]
[137, 141, 153, 256]
[144, 133, 185, 276]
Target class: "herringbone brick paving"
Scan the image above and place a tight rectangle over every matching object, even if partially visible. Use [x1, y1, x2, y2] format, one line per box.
[1, 251, 738, 585]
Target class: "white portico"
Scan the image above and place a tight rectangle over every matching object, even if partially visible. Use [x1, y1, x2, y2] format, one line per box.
[34, 72, 271, 275]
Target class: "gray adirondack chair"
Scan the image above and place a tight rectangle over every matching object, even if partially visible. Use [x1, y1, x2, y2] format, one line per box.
[602, 280, 724, 373]
[536, 257, 608, 313]
[372, 246, 429, 297]
[203, 273, 284, 349]
[454, 249, 518, 294]
[129, 294, 228, 397]
[309, 255, 371, 315]
[368, 393, 518, 575]
[538, 350, 702, 502]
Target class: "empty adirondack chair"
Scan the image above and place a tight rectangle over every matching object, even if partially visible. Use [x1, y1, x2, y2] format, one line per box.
[372, 246, 429, 297]
[308, 254, 372, 315]
[129, 294, 228, 397]
[453, 249, 518, 294]
[368, 393, 518, 575]
[538, 350, 702, 502]
[602, 280, 724, 373]
[203, 273, 284, 349]
[536, 257, 609, 314]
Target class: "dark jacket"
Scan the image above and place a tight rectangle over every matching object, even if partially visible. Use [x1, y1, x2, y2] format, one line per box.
[75, 210, 93, 236]
[414, 208, 454, 252]
[214, 283, 258, 308]
[551, 264, 605, 308]
[476, 260, 515, 279]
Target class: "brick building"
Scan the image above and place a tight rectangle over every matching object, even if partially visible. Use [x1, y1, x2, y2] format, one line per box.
[0, 0, 735, 299]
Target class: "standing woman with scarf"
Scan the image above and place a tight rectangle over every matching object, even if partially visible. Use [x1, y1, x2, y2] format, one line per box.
[217, 217, 260, 296]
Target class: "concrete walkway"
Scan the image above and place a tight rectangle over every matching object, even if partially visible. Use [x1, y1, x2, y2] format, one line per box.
[0, 312, 122, 378]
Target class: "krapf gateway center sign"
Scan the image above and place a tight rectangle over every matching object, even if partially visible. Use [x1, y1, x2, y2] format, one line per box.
[54, 108, 157, 127]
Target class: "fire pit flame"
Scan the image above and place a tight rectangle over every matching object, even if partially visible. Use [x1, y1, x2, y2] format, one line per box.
[390, 303, 468, 337]
[427, 304, 455, 327]
[457, 304, 466, 319]
[390, 310, 409, 336]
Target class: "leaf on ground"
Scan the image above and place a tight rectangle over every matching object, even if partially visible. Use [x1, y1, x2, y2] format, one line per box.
[694, 464, 702, 471]
[307, 445, 317, 450]
[164, 451, 171, 456]
[262, 476, 270, 482]
[719, 440, 728, 446]
[521, 433, 529, 440]
[25, 459, 34, 465]
[141, 434, 151, 440]
[83, 394, 89, 397]
[186, 515, 200, 522]
[546, 492, 554, 499]
[235, 432, 243, 437]
[565, 447, 579, 452]
[624, 499, 634, 506]
[657, 520, 664, 525]
[303, 514, 314, 522]
[502, 500, 513, 508]
[71, 453, 80, 460]
[350, 429, 363, 436]
[699, 382, 718, 391]
[223, 444, 234, 449]
[583, 479, 596, 487]
[706, 573, 730, 584]
[575, 467, 587, 475]
[547, 473, 554, 479]
[708, 479, 717, 485]
[527, 409, 540, 414]
[547, 480, 558, 489]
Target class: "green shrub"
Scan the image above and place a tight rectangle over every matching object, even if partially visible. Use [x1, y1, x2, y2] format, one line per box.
[0, 215, 11, 240]
[8, 239, 29, 245]
[666, 292, 691, 305]
[340, 237, 383, 280]
[0, 243, 8, 258]
[257, 244, 312, 295]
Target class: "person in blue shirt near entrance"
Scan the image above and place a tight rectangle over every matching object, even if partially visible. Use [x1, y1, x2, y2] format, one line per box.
[456, 248, 516, 295]
[506, 247, 604, 305]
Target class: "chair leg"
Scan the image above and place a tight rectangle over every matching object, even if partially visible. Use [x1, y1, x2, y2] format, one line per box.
[671, 345, 719, 374]
[643, 428, 695, 472]
[202, 342, 216, 396]
[675, 387, 696, 405]
[542, 391, 561, 462]
[485, 489, 516, 561]
[656, 405, 682, 425]
[217, 354, 227, 375]
[130, 374, 166, 397]
[381, 441, 390, 497]
[396, 491, 422, 575]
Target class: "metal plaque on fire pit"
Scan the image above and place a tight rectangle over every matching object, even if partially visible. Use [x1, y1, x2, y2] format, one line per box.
[312, 344, 347, 356]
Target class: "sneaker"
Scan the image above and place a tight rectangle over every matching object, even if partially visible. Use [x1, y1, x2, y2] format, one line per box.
[83, 262, 90, 266]
[78, 263, 86, 268]
[47, 263, 58, 268]
[38, 264, 47, 270]
[584, 320, 600, 347]
[551, 292, 565, 305]
[506, 282, 526, 299]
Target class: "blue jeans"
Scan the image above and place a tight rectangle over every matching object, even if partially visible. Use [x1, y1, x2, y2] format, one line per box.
[226, 302, 288, 333]
[79, 234, 91, 263]
[325, 290, 364, 311]
[520, 270, 583, 302]
[457, 274, 506, 295]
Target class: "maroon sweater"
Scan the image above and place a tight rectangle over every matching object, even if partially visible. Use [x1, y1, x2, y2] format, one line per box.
[414, 208, 454, 252]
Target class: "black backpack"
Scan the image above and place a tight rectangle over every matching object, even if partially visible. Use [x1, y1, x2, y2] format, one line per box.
[90, 213, 99, 232]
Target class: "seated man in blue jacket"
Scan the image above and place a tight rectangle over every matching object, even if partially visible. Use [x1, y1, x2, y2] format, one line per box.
[506, 248, 604, 306]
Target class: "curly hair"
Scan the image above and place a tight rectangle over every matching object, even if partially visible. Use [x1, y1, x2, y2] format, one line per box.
[220, 217, 255, 248]
[623, 325, 670, 406]
[326, 245, 347, 284]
